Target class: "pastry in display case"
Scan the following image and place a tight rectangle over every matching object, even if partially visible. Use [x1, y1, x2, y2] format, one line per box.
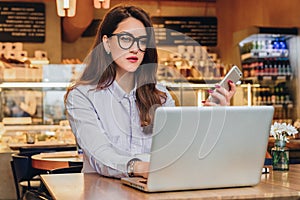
[157, 45, 223, 83]
[0, 64, 85, 125]
[0, 43, 49, 82]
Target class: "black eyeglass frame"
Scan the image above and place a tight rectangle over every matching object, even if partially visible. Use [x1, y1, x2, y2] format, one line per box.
[110, 32, 149, 52]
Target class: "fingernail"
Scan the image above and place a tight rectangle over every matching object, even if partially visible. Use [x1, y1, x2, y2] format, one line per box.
[202, 100, 206, 104]
[207, 89, 213, 93]
[215, 84, 221, 89]
[228, 80, 233, 84]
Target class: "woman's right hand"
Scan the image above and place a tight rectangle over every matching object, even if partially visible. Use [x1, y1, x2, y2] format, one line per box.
[134, 161, 149, 178]
[202, 80, 237, 106]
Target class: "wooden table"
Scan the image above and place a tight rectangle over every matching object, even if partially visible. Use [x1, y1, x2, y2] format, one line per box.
[32, 151, 83, 171]
[41, 165, 300, 200]
[9, 141, 76, 151]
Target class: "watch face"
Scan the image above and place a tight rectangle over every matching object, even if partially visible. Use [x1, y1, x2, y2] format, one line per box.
[128, 160, 136, 177]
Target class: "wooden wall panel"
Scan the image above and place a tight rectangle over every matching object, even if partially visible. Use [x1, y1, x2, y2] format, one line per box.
[217, 0, 300, 65]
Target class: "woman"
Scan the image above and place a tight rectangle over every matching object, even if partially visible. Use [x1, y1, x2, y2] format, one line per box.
[65, 5, 236, 179]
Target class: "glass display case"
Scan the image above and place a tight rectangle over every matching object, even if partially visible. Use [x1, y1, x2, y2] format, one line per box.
[0, 62, 254, 125]
[0, 64, 85, 125]
[237, 27, 299, 123]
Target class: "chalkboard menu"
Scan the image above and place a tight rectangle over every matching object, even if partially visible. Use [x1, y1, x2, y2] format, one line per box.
[0, 2, 45, 43]
[151, 16, 217, 46]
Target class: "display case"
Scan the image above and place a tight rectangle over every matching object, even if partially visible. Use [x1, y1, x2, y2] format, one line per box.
[0, 62, 254, 125]
[0, 64, 85, 125]
[237, 27, 299, 123]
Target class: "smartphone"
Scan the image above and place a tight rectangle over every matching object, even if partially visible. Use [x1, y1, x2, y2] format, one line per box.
[208, 65, 243, 103]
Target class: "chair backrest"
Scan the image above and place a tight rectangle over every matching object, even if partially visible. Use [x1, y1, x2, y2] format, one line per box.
[11, 153, 38, 200]
[11, 153, 33, 183]
[10, 160, 22, 200]
[49, 165, 83, 174]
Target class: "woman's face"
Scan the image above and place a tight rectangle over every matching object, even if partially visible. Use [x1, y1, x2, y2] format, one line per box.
[106, 17, 147, 76]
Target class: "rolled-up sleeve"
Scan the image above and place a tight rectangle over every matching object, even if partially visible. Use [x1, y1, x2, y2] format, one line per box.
[66, 88, 133, 178]
[156, 84, 175, 107]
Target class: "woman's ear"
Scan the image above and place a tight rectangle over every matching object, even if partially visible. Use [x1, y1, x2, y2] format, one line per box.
[102, 35, 111, 54]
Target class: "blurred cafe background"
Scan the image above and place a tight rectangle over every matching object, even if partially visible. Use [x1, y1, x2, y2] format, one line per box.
[1, 0, 300, 199]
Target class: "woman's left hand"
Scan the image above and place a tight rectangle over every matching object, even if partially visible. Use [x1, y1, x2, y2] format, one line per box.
[203, 80, 237, 106]
[134, 161, 149, 178]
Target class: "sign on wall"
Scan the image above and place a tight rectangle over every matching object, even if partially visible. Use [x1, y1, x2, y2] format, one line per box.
[0, 2, 46, 43]
[151, 16, 217, 46]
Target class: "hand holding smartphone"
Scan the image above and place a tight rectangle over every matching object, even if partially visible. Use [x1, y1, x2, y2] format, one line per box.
[208, 65, 242, 103]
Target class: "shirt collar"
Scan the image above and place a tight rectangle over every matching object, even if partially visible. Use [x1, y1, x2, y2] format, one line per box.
[108, 81, 137, 102]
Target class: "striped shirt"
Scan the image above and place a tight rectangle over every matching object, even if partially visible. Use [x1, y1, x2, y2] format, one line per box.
[66, 81, 175, 178]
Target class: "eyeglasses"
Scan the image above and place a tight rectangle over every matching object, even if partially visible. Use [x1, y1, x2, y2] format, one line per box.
[110, 32, 148, 52]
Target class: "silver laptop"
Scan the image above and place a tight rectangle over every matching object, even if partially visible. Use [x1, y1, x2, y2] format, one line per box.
[121, 106, 274, 192]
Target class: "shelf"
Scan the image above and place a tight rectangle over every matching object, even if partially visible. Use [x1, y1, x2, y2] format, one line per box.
[4, 125, 61, 133]
[242, 57, 289, 64]
[160, 81, 215, 89]
[243, 75, 291, 83]
[254, 104, 293, 108]
[0, 82, 71, 88]
[274, 104, 293, 108]
[241, 49, 289, 61]
[258, 75, 291, 81]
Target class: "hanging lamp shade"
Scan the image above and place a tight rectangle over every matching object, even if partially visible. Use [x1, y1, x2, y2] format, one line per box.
[93, 0, 110, 9]
[56, 0, 77, 17]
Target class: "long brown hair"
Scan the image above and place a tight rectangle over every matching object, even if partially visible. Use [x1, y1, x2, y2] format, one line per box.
[65, 5, 167, 128]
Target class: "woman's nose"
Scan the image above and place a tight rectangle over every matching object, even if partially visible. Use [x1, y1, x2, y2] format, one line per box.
[129, 41, 139, 53]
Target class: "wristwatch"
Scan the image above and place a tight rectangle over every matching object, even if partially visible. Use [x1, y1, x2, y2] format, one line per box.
[127, 159, 140, 177]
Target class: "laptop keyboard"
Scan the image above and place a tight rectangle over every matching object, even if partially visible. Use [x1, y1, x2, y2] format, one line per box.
[139, 179, 147, 184]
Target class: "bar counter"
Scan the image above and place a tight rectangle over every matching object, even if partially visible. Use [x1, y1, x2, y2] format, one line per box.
[41, 165, 300, 200]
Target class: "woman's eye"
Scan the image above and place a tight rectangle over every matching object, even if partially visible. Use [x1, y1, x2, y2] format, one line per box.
[140, 38, 148, 45]
[120, 35, 133, 43]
